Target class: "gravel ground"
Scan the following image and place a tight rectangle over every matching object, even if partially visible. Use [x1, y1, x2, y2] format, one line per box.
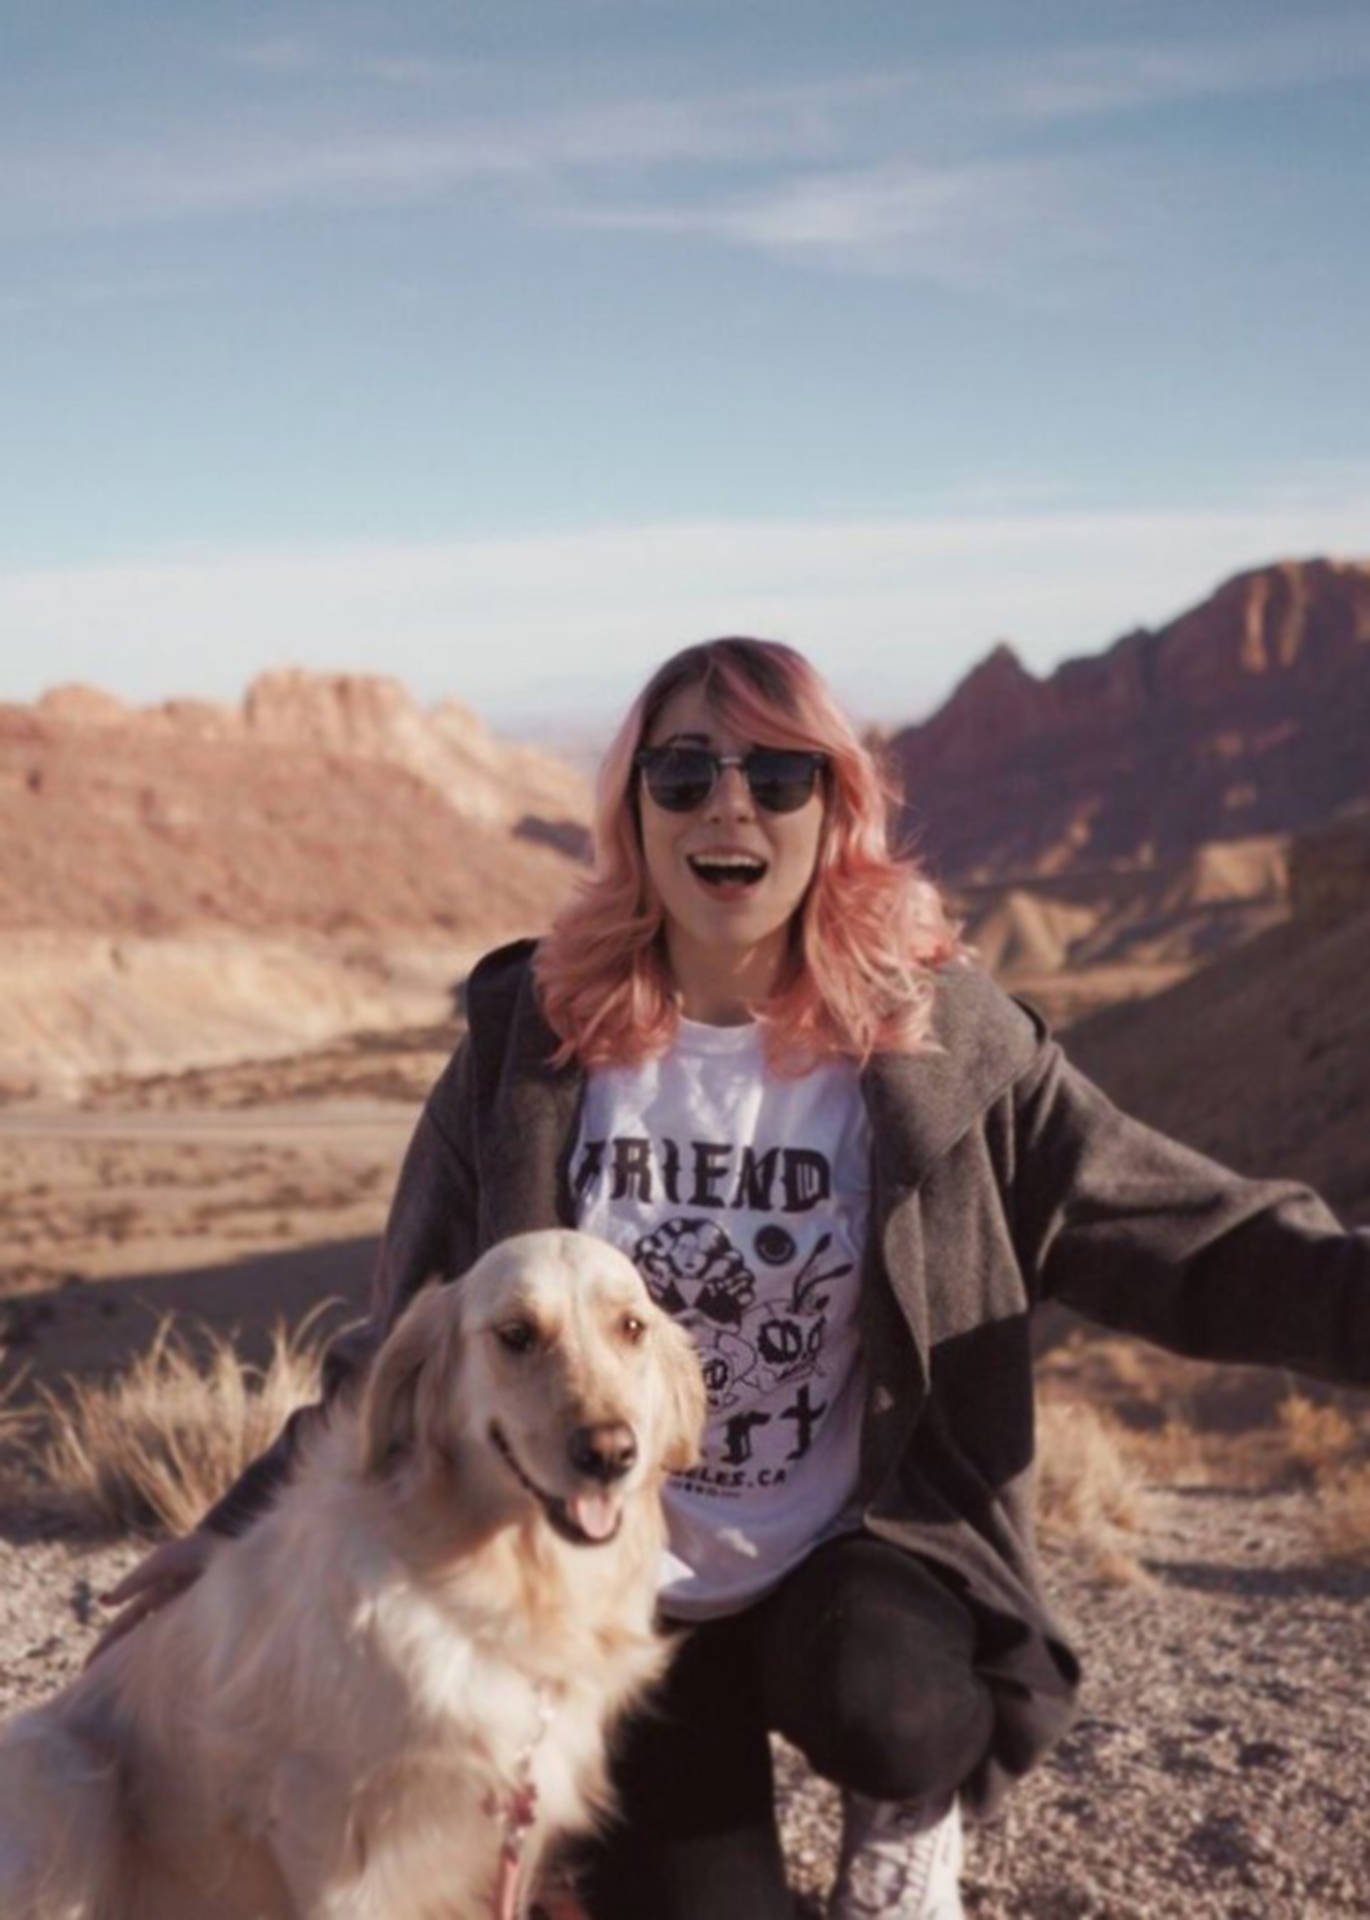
[779, 1482, 1370, 1918]
[4, 1484, 1369, 1917]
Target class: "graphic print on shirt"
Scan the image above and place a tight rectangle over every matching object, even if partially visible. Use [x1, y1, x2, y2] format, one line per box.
[573, 1127, 858, 1492]
[574, 1036, 872, 1612]
[633, 1214, 852, 1425]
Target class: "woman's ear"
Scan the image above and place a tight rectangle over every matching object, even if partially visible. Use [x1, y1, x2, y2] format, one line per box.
[360, 1282, 452, 1475]
[658, 1317, 708, 1474]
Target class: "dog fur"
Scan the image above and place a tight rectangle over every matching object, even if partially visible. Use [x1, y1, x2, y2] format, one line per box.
[0, 1229, 706, 1920]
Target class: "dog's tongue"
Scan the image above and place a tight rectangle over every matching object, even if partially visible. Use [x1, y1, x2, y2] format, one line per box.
[569, 1489, 620, 1541]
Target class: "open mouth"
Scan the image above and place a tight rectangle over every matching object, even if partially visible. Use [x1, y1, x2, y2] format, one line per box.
[686, 854, 768, 892]
[489, 1422, 623, 1547]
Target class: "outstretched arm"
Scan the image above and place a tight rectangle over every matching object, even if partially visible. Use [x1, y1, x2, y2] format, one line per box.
[1012, 1037, 1370, 1382]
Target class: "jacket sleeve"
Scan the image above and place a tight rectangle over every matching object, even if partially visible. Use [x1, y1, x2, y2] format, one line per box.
[1011, 1036, 1370, 1384]
[202, 1040, 481, 1536]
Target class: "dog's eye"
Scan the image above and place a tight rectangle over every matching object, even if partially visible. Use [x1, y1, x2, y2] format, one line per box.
[620, 1314, 647, 1344]
[496, 1320, 538, 1355]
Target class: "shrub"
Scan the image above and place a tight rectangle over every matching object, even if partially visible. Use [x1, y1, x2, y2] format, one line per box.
[1277, 1390, 1370, 1561]
[38, 1311, 329, 1537]
[1313, 1465, 1370, 1561]
[0, 1369, 39, 1501]
[1035, 1395, 1151, 1585]
[1277, 1391, 1358, 1477]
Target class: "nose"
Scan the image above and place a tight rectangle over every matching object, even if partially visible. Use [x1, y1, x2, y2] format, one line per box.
[706, 760, 754, 818]
[568, 1422, 638, 1483]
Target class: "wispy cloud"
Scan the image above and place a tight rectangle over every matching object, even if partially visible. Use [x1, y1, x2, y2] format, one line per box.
[220, 34, 470, 88]
[1005, 19, 1370, 119]
[3, 493, 1366, 727]
[0, 82, 856, 233]
[0, 265, 217, 317]
[561, 156, 1081, 288]
[3, 8, 1366, 308]
[9, 13, 1368, 241]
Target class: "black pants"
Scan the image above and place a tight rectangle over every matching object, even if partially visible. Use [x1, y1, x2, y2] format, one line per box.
[579, 1534, 996, 1920]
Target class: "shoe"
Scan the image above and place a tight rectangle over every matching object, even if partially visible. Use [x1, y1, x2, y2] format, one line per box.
[828, 1791, 965, 1919]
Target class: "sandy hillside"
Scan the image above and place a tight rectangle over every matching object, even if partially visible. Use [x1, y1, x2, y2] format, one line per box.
[1064, 845, 1370, 1225]
[958, 834, 1291, 1027]
[0, 673, 589, 1094]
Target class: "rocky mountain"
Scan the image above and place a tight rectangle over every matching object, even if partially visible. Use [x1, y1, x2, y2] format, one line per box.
[0, 674, 591, 1092]
[36, 670, 590, 850]
[889, 558, 1370, 886]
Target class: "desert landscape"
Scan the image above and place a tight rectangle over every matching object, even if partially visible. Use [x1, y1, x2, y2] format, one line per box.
[3, 556, 1370, 1915]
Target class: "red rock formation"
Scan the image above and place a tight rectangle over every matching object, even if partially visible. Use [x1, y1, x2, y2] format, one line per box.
[887, 559, 1370, 883]
[0, 675, 588, 940]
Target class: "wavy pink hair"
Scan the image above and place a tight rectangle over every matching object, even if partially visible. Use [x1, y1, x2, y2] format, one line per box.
[534, 637, 962, 1072]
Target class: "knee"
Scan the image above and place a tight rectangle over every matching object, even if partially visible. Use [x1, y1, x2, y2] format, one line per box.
[803, 1661, 995, 1802]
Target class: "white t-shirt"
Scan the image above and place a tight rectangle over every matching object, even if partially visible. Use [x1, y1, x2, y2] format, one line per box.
[573, 1017, 871, 1618]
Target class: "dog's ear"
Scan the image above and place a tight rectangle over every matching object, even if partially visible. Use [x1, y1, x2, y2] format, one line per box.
[361, 1281, 456, 1476]
[658, 1317, 708, 1474]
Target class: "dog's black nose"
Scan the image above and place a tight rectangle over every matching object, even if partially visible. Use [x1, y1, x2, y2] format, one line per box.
[568, 1422, 638, 1483]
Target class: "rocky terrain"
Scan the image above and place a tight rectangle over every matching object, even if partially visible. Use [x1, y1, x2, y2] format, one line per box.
[0, 673, 590, 1093]
[5, 1481, 1369, 1918]
[1064, 812, 1370, 1224]
[953, 833, 1291, 1027]
[888, 558, 1370, 885]
[884, 556, 1370, 1022]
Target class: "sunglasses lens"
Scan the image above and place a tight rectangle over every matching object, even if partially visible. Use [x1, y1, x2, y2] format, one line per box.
[638, 746, 824, 812]
[745, 750, 821, 813]
[641, 747, 715, 811]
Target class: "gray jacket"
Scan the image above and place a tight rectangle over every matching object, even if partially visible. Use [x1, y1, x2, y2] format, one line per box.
[209, 939, 1370, 1813]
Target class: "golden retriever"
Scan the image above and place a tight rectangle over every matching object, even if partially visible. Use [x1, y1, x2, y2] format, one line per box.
[0, 1229, 706, 1920]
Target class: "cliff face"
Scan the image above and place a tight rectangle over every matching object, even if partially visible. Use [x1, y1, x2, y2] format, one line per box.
[888, 559, 1370, 883]
[5, 672, 590, 938]
[0, 673, 592, 1090]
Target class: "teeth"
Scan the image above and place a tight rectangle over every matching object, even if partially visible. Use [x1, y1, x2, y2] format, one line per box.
[689, 856, 766, 882]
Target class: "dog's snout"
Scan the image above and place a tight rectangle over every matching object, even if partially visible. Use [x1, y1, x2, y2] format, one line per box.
[568, 1422, 638, 1483]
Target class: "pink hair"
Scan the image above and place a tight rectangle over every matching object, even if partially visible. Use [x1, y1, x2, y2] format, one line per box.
[534, 638, 962, 1072]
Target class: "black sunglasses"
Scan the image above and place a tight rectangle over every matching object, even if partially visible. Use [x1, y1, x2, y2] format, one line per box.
[634, 745, 827, 815]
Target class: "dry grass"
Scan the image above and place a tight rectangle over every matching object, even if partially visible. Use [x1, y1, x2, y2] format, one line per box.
[1276, 1391, 1360, 1476]
[0, 1369, 35, 1445]
[1036, 1380, 1370, 1569]
[35, 1311, 329, 1536]
[1107, 1415, 1220, 1488]
[1275, 1390, 1370, 1562]
[1311, 1466, 1370, 1561]
[1035, 1395, 1152, 1585]
[0, 1368, 39, 1502]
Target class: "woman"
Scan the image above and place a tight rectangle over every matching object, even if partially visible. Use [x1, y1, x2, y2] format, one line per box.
[105, 637, 1370, 1920]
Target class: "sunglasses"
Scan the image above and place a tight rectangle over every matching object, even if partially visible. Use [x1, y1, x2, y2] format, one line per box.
[634, 744, 827, 815]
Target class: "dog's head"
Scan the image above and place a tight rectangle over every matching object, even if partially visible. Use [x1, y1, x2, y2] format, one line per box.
[361, 1230, 706, 1549]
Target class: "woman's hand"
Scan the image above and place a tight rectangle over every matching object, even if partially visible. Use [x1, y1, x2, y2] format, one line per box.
[86, 1530, 215, 1665]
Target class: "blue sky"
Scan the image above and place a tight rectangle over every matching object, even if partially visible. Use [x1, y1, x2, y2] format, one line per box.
[2, 0, 1367, 737]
